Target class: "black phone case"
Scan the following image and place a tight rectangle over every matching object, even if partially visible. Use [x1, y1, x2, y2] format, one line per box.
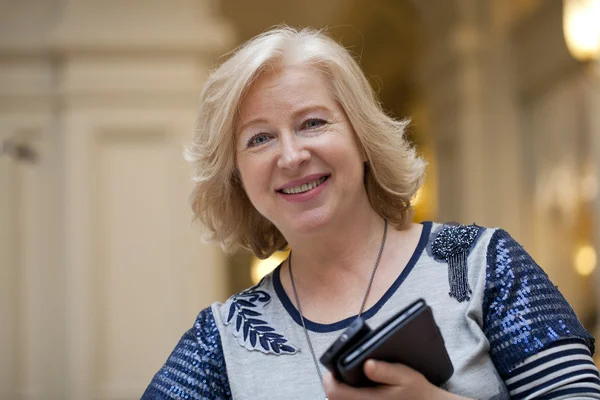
[336, 299, 454, 387]
[320, 317, 371, 381]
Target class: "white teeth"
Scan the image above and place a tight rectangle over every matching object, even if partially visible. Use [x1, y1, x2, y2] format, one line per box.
[281, 176, 327, 194]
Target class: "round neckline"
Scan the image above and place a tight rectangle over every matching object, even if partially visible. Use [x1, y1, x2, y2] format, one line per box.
[272, 221, 433, 333]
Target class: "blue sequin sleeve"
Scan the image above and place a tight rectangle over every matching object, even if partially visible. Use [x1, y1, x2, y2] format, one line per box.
[141, 307, 232, 400]
[483, 229, 595, 378]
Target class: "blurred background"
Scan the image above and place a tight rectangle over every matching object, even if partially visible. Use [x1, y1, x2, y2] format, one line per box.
[1, 0, 600, 398]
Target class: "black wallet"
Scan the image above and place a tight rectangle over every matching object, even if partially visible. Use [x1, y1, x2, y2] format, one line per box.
[319, 317, 372, 381]
[322, 298, 454, 387]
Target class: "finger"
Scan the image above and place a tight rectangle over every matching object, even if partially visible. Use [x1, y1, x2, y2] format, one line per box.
[323, 372, 381, 400]
[364, 359, 416, 385]
[323, 372, 335, 392]
[323, 373, 358, 400]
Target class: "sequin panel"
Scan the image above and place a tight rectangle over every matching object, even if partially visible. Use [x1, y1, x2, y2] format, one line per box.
[483, 229, 595, 378]
[141, 307, 232, 400]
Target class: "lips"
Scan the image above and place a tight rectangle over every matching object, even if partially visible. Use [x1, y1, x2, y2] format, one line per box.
[280, 176, 328, 194]
[275, 174, 330, 193]
[276, 174, 330, 203]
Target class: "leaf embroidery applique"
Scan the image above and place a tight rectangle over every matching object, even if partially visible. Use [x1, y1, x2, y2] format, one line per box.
[223, 280, 297, 355]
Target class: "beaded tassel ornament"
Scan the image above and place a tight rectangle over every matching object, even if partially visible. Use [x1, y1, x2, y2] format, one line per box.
[431, 224, 481, 302]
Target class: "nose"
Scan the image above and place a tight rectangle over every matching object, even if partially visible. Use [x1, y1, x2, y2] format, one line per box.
[277, 133, 311, 170]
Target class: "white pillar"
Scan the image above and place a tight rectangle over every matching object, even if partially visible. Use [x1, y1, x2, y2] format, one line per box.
[0, 135, 19, 400]
[417, 0, 493, 225]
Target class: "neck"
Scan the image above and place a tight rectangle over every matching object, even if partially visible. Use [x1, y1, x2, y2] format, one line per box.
[285, 207, 386, 285]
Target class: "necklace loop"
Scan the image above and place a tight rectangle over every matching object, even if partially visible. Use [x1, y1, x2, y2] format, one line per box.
[288, 219, 388, 397]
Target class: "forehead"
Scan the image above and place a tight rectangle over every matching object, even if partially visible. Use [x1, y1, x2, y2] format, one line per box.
[238, 65, 335, 120]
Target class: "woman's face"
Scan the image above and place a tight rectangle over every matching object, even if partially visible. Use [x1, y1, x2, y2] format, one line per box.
[235, 65, 368, 236]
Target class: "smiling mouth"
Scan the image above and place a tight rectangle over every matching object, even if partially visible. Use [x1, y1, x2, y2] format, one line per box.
[278, 176, 329, 195]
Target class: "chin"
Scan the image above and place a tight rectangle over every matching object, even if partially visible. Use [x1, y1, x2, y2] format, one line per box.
[282, 209, 334, 236]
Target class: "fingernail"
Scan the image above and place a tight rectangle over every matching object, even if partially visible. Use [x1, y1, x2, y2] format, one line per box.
[323, 372, 332, 385]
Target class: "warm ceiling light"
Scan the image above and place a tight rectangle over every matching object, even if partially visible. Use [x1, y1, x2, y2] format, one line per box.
[563, 0, 600, 61]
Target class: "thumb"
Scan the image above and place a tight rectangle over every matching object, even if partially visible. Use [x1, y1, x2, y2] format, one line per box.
[364, 359, 414, 385]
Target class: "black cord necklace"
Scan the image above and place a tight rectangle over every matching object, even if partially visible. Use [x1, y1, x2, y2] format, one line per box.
[288, 219, 388, 399]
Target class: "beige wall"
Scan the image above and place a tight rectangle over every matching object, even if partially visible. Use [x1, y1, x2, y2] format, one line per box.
[0, 1, 232, 399]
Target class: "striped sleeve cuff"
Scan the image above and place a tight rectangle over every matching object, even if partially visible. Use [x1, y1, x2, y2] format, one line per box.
[505, 339, 600, 399]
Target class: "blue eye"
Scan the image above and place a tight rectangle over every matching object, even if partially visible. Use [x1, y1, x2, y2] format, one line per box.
[247, 134, 270, 148]
[303, 118, 326, 130]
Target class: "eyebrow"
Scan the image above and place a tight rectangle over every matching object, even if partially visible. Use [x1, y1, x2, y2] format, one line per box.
[238, 104, 333, 133]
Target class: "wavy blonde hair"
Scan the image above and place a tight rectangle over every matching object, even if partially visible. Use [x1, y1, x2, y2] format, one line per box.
[186, 26, 426, 259]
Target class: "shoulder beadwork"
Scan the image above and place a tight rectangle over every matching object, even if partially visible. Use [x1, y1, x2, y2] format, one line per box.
[222, 278, 297, 355]
[429, 223, 485, 302]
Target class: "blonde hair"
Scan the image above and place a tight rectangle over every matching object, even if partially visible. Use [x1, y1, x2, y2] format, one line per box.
[186, 26, 426, 259]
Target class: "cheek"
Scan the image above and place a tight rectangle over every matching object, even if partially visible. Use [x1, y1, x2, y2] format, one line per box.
[235, 153, 254, 182]
[332, 146, 367, 185]
[236, 174, 266, 215]
[329, 139, 363, 167]
[236, 157, 272, 200]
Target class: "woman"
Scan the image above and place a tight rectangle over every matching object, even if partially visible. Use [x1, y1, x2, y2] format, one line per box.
[142, 27, 599, 399]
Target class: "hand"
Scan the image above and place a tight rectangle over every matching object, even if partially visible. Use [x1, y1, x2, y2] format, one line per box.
[323, 360, 468, 400]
